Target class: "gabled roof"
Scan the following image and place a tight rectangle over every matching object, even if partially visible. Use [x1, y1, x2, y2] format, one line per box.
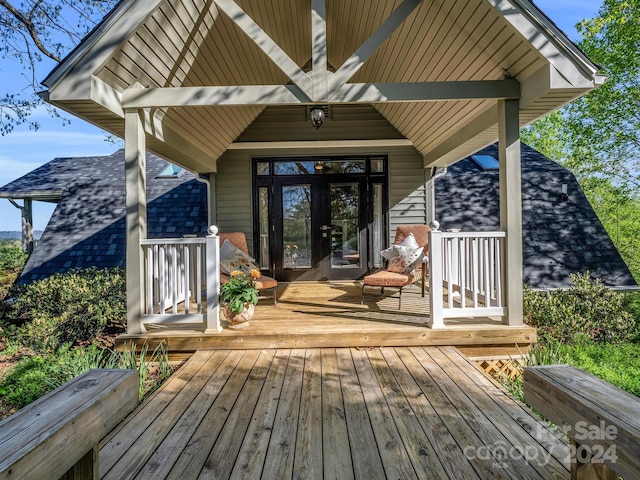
[3, 144, 634, 289]
[42, 0, 603, 173]
[4, 151, 208, 283]
[436, 144, 636, 289]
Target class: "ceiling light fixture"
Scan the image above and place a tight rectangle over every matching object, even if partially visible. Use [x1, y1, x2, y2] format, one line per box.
[309, 106, 325, 130]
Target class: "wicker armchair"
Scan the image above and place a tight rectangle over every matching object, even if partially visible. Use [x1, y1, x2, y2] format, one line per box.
[361, 225, 431, 309]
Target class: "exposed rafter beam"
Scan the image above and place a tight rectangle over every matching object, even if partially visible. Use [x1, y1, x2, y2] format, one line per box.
[122, 85, 310, 108]
[311, 0, 328, 100]
[227, 139, 414, 150]
[212, 0, 313, 97]
[328, 0, 421, 97]
[331, 80, 520, 103]
[122, 80, 519, 109]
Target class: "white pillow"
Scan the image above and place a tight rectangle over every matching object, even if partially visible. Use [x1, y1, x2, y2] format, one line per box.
[399, 232, 420, 249]
[219, 239, 259, 275]
[386, 244, 424, 274]
[381, 232, 421, 260]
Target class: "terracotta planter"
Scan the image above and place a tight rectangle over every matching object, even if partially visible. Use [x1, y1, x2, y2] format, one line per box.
[222, 303, 255, 330]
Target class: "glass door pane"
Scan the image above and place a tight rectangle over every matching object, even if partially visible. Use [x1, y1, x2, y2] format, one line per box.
[282, 185, 312, 269]
[257, 187, 270, 269]
[329, 183, 360, 269]
[372, 183, 384, 268]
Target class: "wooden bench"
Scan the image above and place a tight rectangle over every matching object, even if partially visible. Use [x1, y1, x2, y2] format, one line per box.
[0, 369, 138, 480]
[524, 364, 640, 480]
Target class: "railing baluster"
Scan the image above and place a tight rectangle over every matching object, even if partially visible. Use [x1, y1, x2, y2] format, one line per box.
[183, 245, 190, 314]
[446, 238, 454, 309]
[139, 237, 210, 326]
[436, 231, 506, 321]
[145, 246, 153, 315]
[159, 245, 166, 313]
[171, 245, 178, 313]
[196, 244, 203, 313]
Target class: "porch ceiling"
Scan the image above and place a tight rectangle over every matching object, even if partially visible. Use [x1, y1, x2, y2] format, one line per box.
[43, 0, 602, 173]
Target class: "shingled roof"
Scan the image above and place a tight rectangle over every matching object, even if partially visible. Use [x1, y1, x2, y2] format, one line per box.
[0, 150, 208, 283]
[436, 144, 636, 289]
[1, 144, 634, 289]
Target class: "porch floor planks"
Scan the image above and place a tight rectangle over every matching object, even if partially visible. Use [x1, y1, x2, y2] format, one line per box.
[117, 283, 536, 353]
[100, 347, 570, 479]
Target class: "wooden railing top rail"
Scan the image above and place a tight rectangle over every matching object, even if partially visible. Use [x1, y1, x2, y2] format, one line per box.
[524, 364, 640, 480]
[141, 237, 206, 245]
[436, 231, 506, 239]
[0, 369, 138, 480]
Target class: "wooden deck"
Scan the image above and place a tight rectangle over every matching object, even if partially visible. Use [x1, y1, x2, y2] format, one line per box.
[117, 283, 536, 357]
[99, 346, 569, 479]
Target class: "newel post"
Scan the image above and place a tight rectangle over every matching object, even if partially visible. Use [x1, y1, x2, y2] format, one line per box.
[205, 225, 221, 333]
[428, 229, 445, 329]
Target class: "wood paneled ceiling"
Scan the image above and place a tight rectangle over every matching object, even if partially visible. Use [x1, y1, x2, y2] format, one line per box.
[43, 0, 601, 173]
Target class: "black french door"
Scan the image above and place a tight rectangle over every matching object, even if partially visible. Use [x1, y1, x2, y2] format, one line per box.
[253, 156, 388, 282]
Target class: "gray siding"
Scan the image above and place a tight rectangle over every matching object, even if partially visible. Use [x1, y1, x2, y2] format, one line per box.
[215, 151, 254, 254]
[237, 105, 405, 142]
[388, 149, 427, 243]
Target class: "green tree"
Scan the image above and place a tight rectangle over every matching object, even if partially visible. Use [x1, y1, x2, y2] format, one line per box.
[524, 0, 639, 186]
[0, 1, 117, 135]
[522, 0, 640, 280]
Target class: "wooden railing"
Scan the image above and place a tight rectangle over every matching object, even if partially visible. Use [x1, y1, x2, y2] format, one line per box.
[140, 227, 221, 332]
[0, 369, 138, 479]
[429, 231, 507, 327]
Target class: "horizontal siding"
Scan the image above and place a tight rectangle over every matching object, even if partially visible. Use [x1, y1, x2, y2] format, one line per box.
[238, 105, 404, 142]
[215, 151, 254, 254]
[388, 148, 427, 242]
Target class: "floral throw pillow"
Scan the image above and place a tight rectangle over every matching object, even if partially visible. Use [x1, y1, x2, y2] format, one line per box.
[219, 240, 260, 275]
[385, 245, 424, 274]
[380, 232, 424, 273]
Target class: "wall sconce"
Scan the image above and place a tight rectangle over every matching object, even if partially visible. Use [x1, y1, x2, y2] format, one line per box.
[309, 106, 325, 129]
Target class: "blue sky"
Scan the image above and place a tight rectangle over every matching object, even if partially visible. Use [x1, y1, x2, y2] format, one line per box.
[0, 0, 602, 232]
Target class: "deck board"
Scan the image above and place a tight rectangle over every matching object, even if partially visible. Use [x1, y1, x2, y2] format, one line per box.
[116, 283, 537, 354]
[100, 346, 570, 479]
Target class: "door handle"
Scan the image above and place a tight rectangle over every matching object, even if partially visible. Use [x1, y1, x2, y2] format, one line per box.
[321, 225, 331, 231]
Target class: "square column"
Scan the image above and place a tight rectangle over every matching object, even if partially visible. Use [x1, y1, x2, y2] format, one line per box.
[498, 99, 523, 326]
[125, 109, 147, 334]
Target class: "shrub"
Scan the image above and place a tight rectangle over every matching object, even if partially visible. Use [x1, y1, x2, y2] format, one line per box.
[6, 267, 126, 351]
[0, 343, 173, 411]
[523, 272, 636, 343]
[0, 242, 27, 274]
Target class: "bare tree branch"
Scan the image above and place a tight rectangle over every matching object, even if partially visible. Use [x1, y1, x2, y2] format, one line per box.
[0, 0, 62, 62]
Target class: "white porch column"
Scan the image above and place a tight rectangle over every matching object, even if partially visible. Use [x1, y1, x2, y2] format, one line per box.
[498, 99, 523, 326]
[125, 109, 147, 334]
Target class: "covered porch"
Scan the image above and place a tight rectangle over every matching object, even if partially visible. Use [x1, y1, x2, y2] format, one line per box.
[40, 0, 603, 341]
[115, 280, 536, 357]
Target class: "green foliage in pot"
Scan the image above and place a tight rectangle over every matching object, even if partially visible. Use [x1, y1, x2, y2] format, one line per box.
[220, 269, 260, 314]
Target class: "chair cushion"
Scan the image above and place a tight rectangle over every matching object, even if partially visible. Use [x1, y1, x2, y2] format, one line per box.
[395, 225, 431, 255]
[255, 275, 278, 290]
[219, 239, 260, 275]
[362, 270, 413, 287]
[218, 232, 250, 254]
[221, 272, 277, 290]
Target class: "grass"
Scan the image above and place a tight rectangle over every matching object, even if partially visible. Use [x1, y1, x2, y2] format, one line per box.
[554, 338, 640, 396]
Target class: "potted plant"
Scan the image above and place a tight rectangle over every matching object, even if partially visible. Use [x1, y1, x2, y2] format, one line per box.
[219, 269, 260, 330]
